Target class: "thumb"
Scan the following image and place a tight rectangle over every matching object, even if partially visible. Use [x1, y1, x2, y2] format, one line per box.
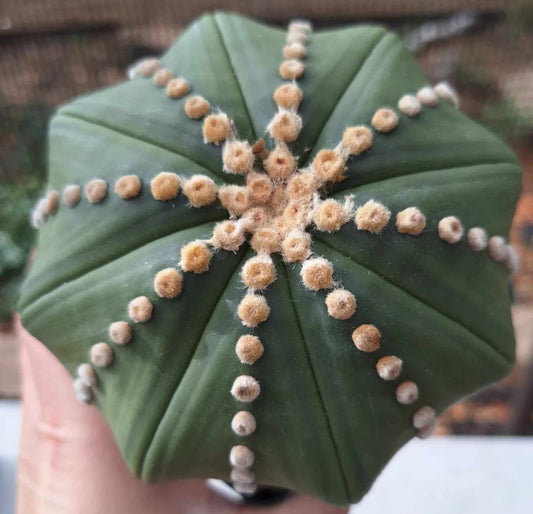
[16, 316, 348, 514]
[15, 315, 213, 514]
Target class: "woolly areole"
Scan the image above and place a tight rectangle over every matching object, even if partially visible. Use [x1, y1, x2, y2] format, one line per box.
[150, 172, 180, 201]
[19, 12, 521, 507]
[166, 77, 190, 99]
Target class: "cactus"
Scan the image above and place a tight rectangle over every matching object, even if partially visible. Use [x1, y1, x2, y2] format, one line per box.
[19, 13, 521, 506]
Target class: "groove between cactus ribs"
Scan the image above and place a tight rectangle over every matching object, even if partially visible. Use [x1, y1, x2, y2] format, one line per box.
[212, 15, 257, 142]
[56, 112, 221, 181]
[330, 159, 521, 196]
[58, 111, 226, 181]
[314, 237, 513, 366]
[282, 262, 354, 502]
[139, 248, 248, 480]
[300, 30, 388, 168]
[21, 218, 223, 312]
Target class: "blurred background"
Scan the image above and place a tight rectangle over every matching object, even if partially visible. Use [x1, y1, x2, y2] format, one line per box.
[0, 0, 533, 510]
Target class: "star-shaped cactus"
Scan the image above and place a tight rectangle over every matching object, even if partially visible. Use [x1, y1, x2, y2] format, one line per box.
[20, 13, 521, 506]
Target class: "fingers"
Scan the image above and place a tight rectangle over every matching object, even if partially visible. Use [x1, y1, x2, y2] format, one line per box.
[15, 317, 348, 513]
[16, 314, 104, 429]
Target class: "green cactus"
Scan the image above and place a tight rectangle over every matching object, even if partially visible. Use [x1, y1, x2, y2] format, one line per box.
[19, 13, 521, 506]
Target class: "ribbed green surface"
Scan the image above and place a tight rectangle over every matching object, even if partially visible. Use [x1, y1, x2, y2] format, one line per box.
[19, 12, 520, 505]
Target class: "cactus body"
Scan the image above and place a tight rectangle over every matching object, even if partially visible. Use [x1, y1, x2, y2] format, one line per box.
[19, 13, 521, 505]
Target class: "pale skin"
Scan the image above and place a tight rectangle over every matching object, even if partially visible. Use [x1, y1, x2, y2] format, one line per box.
[15, 317, 348, 514]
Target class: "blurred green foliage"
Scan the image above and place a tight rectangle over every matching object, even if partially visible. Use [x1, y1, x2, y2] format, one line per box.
[482, 98, 533, 142]
[505, 0, 533, 36]
[455, 62, 533, 142]
[0, 101, 51, 322]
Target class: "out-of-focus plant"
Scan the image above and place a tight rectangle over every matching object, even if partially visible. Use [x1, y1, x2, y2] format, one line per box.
[505, 0, 533, 36]
[454, 62, 533, 142]
[482, 99, 533, 142]
[0, 101, 50, 322]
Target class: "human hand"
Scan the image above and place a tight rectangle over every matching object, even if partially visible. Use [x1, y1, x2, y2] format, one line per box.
[15, 316, 348, 514]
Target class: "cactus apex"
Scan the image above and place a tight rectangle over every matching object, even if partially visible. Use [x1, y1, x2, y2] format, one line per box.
[246, 173, 273, 205]
[212, 220, 245, 251]
[218, 185, 250, 216]
[281, 229, 312, 263]
[241, 206, 269, 233]
[286, 171, 316, 201]
[250, 227, 282, 254]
